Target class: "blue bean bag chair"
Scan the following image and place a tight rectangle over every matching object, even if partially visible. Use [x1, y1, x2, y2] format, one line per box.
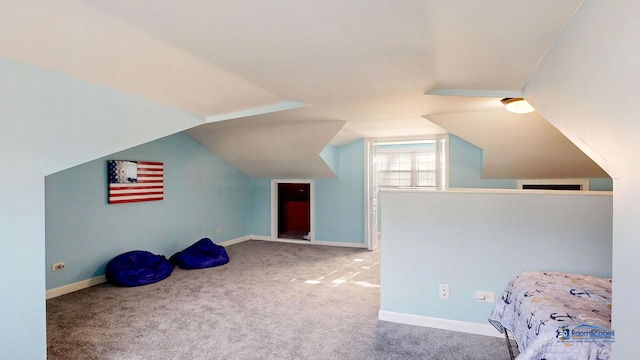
[170, 238, 229, 270]
[106, 250, 173, 287]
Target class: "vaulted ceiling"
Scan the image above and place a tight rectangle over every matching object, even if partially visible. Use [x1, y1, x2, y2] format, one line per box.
[1, 0, 607, 179]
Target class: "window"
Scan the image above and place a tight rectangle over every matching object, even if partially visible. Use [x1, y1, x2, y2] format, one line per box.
[377, 139, 446, 188]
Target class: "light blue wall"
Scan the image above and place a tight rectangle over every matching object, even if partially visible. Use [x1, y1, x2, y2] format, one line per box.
[315, 139, 365, 243]
[45, 133, 250, 290]
[380, 190, 612, 325]
[449, 135, 518, 189]
[448, 135, 613, 190]
[319, 144, 339, 176]
[589, 178, 614, 191]
[249, 177, 272, 236]
[0, 58, 202, 359]
[250, 139, 365, 244]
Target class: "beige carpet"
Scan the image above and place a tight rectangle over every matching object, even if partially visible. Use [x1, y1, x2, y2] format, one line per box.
[47, 240, 509, 359]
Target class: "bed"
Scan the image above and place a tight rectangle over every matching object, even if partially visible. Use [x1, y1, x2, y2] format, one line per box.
[488, 271, 613, 359]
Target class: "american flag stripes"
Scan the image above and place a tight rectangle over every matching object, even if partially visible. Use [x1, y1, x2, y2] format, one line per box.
[108, 160, 164, 204]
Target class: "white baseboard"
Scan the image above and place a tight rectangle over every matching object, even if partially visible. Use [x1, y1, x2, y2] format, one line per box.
[251, 235, 366, 248]
[311, 240, 367, 248]
[46, 275, 107, 300]
[219, 235, 252, 247]
[378, 310, 502, 338]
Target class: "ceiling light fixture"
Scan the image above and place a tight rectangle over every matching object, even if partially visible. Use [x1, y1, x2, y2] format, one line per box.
[501, 97, 535, 114]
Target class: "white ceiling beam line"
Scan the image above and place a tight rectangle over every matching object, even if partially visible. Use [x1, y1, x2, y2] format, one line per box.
[424, 89, 524, 98]
[204, 101, 311, 123]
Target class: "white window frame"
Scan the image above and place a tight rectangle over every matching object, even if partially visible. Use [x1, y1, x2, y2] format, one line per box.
[375, 137, 447, 189]
[364, 135, 448, 250]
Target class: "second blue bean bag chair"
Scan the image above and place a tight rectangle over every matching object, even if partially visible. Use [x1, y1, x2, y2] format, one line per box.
[170, 238, 229, 270]
[105, 250, 173, 287]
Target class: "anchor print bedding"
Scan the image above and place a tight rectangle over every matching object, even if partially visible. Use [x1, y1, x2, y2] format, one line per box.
[488, 271, 612, 359]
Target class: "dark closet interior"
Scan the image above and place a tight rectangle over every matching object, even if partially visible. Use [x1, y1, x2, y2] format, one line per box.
[277, 183, 310, 240]
[522, 184, 582, 191]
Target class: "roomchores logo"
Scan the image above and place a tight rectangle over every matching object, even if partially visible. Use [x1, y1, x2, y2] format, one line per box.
[556, 324, 615, 343]
[556, 325, 570, 340]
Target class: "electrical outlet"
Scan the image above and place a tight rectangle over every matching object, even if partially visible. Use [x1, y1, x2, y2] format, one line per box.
[52, 262, 65, 272]
[439, 284, 450, 300]
[216, 228, 222, 234]
[474, 291, 495, 303]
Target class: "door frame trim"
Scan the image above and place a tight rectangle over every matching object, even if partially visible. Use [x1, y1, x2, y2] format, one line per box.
[364, 139, 378, 250]
[364, 135, 450, 250]
[271, 179, 314, 241]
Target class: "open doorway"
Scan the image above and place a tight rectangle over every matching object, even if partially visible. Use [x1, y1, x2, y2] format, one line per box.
[364, 137, 448, 250]
[271, 180, 313, 241]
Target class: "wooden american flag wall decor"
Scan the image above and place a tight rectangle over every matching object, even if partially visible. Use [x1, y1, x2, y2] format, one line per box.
[108, 160, 164, 204]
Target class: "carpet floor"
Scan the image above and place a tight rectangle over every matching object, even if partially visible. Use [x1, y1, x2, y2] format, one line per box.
[47, 240, 509, 359]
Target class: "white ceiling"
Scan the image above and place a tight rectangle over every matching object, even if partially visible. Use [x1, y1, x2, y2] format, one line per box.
[185, 116, 345, 178]
[2, 0, 606, 179]
[428, 110, 609, 179]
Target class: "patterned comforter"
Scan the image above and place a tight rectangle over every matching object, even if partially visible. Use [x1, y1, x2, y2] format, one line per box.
[488, 271, 612, 359]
